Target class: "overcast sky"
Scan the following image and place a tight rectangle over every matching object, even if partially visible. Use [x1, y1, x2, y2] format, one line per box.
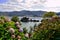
[0, 0, 60, 12]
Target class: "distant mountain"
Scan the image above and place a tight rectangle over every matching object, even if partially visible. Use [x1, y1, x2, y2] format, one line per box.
[0, 10, 60, 17]
[56, 12, 60, 16]
[0, 10, 46, 17]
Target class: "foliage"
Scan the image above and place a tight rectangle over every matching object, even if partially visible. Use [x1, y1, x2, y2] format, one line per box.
[32, 16, 60, 40]
[23, 27, 28, 34]
[11, 16, 19, 22]
[43, 12, 57, 18]
[0, 16, 28, 40]
[1, 14, 60, 40]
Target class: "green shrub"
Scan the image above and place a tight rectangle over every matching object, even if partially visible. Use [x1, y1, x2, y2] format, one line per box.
[32, 17, 60, 40]
[11, 16, 19, 22]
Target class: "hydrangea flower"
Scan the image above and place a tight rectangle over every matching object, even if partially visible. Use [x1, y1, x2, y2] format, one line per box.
[11, 35, 15, 38]
[16, 25, 21, 29]
[19, 28, 23, 32]
[9, 28, 15, 34]
[25, 33, 29, 38]
[15, 22, 20, 25]
[17, 35, 21, 39]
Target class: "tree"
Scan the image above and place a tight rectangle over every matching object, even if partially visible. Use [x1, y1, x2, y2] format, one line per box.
[32, 16, 60, 40]
[43, 12, 57, 18]
[11, 16, 19, 22]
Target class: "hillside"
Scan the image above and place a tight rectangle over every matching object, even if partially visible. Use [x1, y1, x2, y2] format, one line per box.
[0, 10, 46, 17]
[0, 10, 60, 17]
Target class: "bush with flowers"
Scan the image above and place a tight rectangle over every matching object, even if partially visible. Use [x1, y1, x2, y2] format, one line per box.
[0, 16, 29, 40]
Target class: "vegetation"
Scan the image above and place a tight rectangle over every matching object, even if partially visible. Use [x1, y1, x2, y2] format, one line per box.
[0, 16, 29, 40]
[21, 17, 29, 22]
[32, 13, 60, 40]
[43, 12, 57, 18]
[11, 16, 19, 22]
[0, 12, 60, 40]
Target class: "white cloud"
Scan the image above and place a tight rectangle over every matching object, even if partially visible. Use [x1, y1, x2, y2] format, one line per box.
[0, 0, 60, 12]
[45, 0, 60, 7]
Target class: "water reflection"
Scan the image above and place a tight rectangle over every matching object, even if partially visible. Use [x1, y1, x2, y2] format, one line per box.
[9, 17, 42, 31]
[20, 17, 42, 31]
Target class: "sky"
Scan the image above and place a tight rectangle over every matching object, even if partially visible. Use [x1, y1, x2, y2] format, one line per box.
[0, 0, 60, 12]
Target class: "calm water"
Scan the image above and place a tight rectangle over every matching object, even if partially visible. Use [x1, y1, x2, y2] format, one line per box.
[10, 17, 43, 31]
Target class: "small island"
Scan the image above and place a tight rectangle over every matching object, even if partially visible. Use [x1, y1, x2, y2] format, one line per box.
[21, 16, 29, 22]
[21, 16, 39, 22]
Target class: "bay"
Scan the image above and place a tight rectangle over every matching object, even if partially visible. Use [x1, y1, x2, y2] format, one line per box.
[9, 17, 43, 32]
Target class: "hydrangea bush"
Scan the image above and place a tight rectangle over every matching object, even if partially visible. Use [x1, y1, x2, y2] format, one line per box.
[0, 16, 29, 40]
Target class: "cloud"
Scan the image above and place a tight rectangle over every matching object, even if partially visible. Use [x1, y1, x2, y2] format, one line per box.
[45, 0, 60, 7]
[0, 0, 60, 12]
